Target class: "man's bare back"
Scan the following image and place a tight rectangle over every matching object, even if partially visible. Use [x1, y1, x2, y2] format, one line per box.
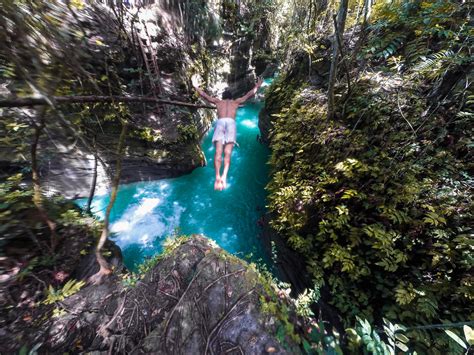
[192, 77, 263, 118]
[215, 100, 240, 119]
[192, 76, 263, 190]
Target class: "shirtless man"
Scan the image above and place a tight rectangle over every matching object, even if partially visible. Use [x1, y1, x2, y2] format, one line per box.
[192, 76, 263, 190]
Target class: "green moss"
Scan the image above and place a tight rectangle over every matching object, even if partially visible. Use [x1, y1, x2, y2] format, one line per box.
[177, 124, 199, 143]
[132, 127, 164, 144]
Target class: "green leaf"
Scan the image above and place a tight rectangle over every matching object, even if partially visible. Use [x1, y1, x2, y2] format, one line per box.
[463, 325, 474, 346]
[396, 342, 409, 352]
[18, 345, 28, 355]
[303, 339, 312, 353]
[445, 329, 467, 350]
[395, 333, 409, 343]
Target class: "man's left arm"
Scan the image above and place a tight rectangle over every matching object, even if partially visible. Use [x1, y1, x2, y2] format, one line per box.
[235, 78, 263, 104]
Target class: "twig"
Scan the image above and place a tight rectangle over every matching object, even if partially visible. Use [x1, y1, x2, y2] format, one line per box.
[224, 345, 244, 354]
[97, 293, 128, 340]
[396, 90, 416, 136]
[29, 273, 48, 288]
[204, 288, 255, 354]
[157, 288, 179, 301]
[198, 269, 246, 300]
[163, 266, 206, 348]
[126, 304, 138, 331]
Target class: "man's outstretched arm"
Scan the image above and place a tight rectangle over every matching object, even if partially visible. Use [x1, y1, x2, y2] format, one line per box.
[235, 78, 263, 104]
[192, 77, 219, 105]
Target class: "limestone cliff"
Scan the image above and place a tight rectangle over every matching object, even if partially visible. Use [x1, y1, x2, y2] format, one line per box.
[32, 3, 217, 199]
[0, 1, 278, 199]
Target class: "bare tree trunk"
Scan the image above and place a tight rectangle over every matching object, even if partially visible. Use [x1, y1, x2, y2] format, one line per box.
[333, 15, 351, 95]
[89, 120, 128, 285]
[363, 0, 373, 24]
[31, 108, 57, 250]
[327, 0, 349, 120]
[86, 137, 98, 215]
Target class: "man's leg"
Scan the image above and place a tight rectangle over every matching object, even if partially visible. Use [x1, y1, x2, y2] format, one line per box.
[221, 143, 234, 189]
[214, 141, 224, 190]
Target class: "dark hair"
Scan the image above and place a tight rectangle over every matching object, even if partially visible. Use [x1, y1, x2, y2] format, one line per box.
[222, 89, 232, 100]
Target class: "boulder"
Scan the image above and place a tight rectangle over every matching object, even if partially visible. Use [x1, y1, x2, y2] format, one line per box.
[6, 236, 304, 354]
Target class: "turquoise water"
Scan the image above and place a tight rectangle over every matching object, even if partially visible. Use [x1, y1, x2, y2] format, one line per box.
[79, 82, 272, 271]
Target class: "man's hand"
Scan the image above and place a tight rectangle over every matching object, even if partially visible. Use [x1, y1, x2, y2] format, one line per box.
[191, 74, 201, 89]
[191, 74, 199, 89]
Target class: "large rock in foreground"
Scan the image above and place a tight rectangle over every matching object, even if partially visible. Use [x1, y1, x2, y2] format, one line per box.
[25, 236, 303, 354]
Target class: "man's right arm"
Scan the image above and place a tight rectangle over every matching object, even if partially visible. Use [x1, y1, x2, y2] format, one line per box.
[192, 76, 219, 104]
[194, 86, 219, 105]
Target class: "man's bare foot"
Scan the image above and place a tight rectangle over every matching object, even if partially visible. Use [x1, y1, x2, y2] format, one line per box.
[214, 177, 222, 190]
[221, 175, 227, 189]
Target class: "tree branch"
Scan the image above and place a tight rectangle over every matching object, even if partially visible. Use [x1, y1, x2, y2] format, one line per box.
[0, 96, 216, 109]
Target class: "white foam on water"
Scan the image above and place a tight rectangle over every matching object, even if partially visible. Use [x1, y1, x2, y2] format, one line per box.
[135, 198, 161, 217]
[133, 188, 146, 199]
[140, 233, 151, 244]
[110, 197, 183, 249]
[240, 119, 257, 129]
[164, 202, 185, 234]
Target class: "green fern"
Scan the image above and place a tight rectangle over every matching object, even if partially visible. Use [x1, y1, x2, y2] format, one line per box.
[404, 38, 430, 66]
[377, 34, 407, 59]
[456, 111, 474, 119]
[412, 49, 455, 79]
[43, 279, 85, 305]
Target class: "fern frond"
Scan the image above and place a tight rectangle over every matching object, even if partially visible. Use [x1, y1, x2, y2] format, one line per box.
[377, 34, 408, 59]
[456, 111, 474, 119]
[404, 38, 430, 66]
[412, 49, 456, 79]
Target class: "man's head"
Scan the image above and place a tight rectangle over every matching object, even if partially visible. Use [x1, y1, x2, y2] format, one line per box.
[222, 89, 232, 100]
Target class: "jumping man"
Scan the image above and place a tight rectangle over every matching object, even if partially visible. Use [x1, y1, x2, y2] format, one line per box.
[192, 76, 263, 191]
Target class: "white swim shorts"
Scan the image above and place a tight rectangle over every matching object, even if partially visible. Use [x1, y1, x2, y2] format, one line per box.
[212, 117, 236, 145]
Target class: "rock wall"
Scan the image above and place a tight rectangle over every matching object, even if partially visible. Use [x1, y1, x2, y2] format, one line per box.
[30, 2, 220, 199]
[220, 1, 277, 98]
[33, 1, 277, 199]
[258, 45, 331, 144]
[1, 236, 305, 354]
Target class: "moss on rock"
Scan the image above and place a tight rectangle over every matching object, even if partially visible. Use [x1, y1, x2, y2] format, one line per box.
[2, 235, 308, 354]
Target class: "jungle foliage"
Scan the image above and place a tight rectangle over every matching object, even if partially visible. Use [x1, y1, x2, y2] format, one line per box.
[265, 0, 472, 352]
[0, 0, 220, 274]
[0, 0, 224, 334]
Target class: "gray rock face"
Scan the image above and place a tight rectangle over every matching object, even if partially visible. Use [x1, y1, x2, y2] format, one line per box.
[37, 120, 207, 199]
[224, 7, 275, 99]
[260, 214, 311, 295]
[15, 2, 217, 199]
[18, 236, 303, 354]
[258, 106, 273, 144]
